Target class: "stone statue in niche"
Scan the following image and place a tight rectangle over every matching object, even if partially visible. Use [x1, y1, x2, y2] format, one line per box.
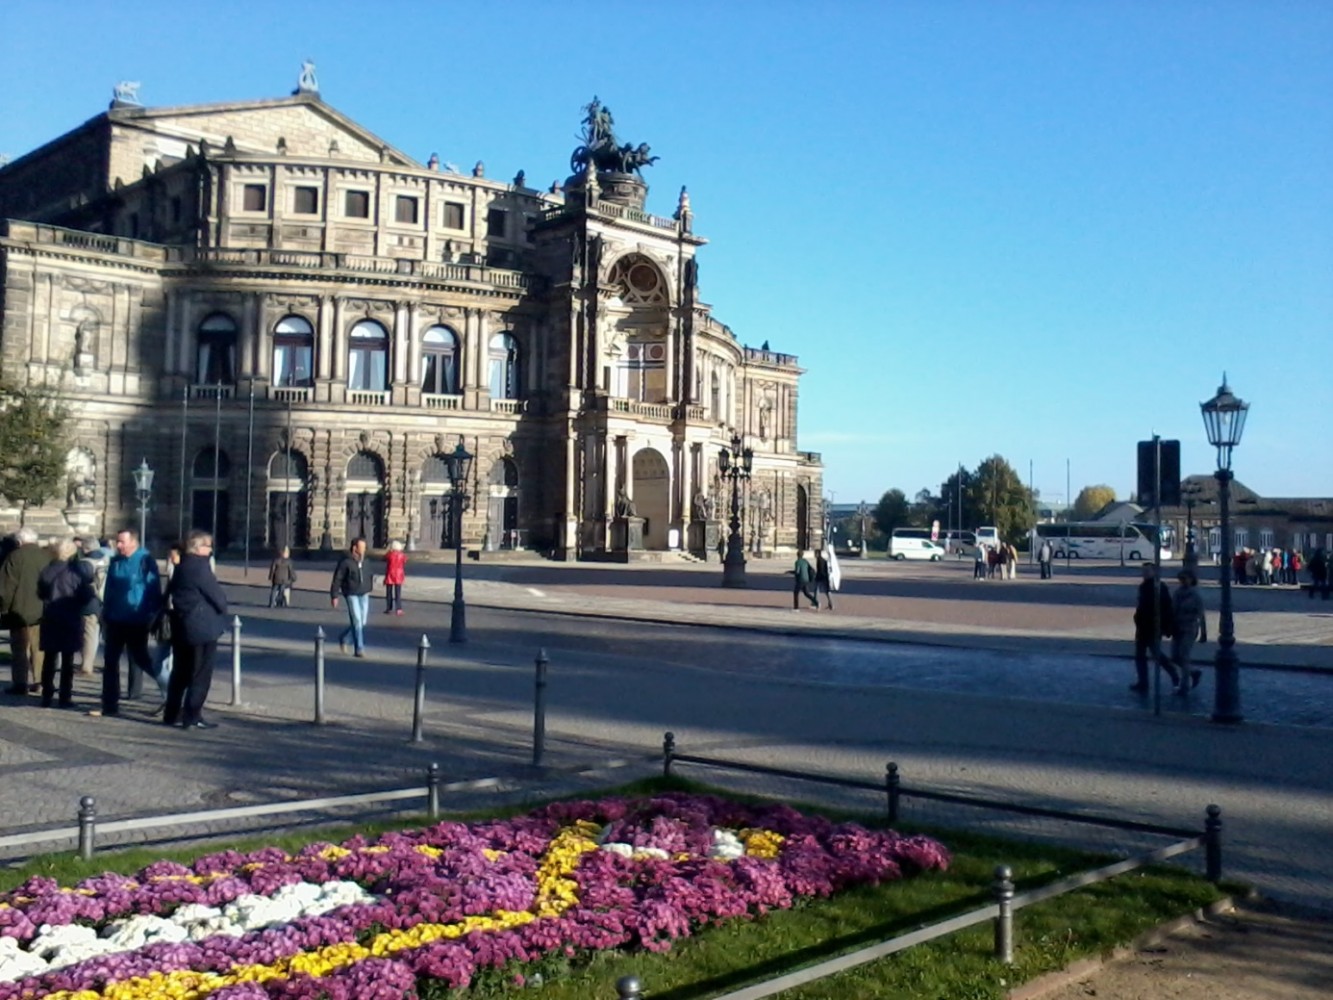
[64, 448, 97, 507]
[693, 491, 716, 521]
[614, 487, 636, 519]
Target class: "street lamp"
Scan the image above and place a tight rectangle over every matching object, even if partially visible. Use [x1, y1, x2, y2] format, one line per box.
[444, 439, 473, 643]
[1180, 481, 1211, 576]
[1200, 376, 1249, 724]
[133, 458, 154, 546]
[719, 432, 753, 588]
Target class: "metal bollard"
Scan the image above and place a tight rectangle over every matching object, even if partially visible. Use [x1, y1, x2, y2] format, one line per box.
[1205, 804, 1223, 883]
[616, 975, 643, 1000]
[992, 864, 1015, 964]
[663, 731, 676, 778]
[77, 796, 97, 861]
[426, 762, 442, 819]
[532, 648, 549, 767]
[411, 635, 430, 743]
[229, 615, 243, 706]
[885, 762, 901, 825]
[313, 626, 326, 725]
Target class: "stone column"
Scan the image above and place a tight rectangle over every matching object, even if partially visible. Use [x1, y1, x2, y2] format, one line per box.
[391, 301, 409, 403]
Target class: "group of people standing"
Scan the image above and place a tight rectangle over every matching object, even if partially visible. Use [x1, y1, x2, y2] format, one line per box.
[0, 527, 227, 729]
[1232, 547, 1307, 586]
[974, 542, 1024, 580]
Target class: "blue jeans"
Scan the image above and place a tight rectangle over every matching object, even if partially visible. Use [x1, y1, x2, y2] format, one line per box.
[340, 594, 369, 652]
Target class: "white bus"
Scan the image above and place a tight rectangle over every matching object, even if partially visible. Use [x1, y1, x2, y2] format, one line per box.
[1033, 522, 1173, 561]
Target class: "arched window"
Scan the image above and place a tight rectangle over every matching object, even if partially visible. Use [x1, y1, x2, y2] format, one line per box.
[273, 315, 314, 387]
[267, 449, 308, 483]
[196, 313, 237, 385]
[421, 325, 459, 395]
[709, 371, 721, 421]
[348, 320, 388, 391]
[192, 446, 231, 479]
[488, 332, 520, 400]
[421, 454, 451, 484]
[346, 450, 384, 483]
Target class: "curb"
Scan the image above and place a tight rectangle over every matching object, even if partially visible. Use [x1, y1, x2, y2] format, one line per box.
[1006, 895, 1242, 1000]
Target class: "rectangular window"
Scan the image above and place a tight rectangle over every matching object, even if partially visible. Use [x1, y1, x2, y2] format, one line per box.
[242, 184, 268, 212]
[395, 195, 419, 224]
[170, 196, 182, 223]
[442, 201, 465, 230]
[293, 186, 319, 214]
[486, 207, 507, 238]
[344, 190, 370, 218]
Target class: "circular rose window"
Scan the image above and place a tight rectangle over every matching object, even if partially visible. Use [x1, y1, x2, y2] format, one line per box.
[629, 263, 658, 293]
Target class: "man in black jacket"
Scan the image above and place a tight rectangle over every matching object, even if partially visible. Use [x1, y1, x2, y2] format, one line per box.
[1131, 562, 1177, 693]
[164, 531, 228, 729]
[330, 537, 372, 656]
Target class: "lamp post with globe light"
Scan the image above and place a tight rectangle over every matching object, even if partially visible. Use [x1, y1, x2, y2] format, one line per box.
[133, 459, 154, 546]
[1200, 377, 1249, 724]
[719, 432, 753, 588]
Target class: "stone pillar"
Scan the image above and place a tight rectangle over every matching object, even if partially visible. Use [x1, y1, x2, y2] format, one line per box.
[391, 301, 409, 404]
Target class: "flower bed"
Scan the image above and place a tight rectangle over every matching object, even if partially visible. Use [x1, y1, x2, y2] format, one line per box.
[0, 793, 949, 999]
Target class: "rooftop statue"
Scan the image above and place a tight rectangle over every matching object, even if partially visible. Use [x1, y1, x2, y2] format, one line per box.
[112, 81, 142, 106]
[296, 59, 319, 94]
[570, 96, 659, 176]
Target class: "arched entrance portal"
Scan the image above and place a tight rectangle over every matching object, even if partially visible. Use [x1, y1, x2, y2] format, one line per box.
[267, 450, 309, 550]
[191, 446, 231, 548]
[418, 453, 457, 551]
[486, 457, 520, 550]
[795, 484, 810, 553]
[345, 451, 386, 548]
[631, 447, 671, 550]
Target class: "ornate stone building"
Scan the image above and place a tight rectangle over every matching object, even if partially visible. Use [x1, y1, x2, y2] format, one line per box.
[0, 77, 823, 558]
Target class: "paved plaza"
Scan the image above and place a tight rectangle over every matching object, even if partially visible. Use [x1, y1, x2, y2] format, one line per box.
[1, 555, 1330, 912]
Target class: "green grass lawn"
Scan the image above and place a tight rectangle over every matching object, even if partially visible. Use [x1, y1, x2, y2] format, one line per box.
[0, 776, 1232, 1000]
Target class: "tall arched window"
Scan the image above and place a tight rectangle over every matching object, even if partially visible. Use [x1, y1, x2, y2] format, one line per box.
[196, 313, 237, 385]
[709, 371, 721, 422]
[488, 332, 520, 400]
[348, 320, 388, 391]
[273, 315, 314, 387]
[421, 325, 459, 395]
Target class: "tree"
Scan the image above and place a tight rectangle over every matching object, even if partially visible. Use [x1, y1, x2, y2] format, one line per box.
[0, 377, 72, 520]
[964, 454, 1037, 545]
[873, 488, 911, 537]
[1073, 484, 1117, 520]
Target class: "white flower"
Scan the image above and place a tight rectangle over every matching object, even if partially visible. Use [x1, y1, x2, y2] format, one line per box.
[709, 829, 745, 860]
[0, 937, 49, 983]
[600, 842, 635, 858]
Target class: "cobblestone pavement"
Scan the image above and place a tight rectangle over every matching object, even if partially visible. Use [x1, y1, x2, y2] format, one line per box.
[1, 556, 1330, 912]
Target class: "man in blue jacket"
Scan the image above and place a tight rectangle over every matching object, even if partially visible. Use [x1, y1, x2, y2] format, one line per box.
[94, 528, 163, 717]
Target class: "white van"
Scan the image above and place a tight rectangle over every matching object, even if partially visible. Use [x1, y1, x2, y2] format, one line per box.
[889, 528, 945, 561]
[941, 530, 978, 557]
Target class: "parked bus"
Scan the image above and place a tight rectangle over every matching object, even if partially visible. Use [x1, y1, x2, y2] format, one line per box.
[1033, 522, 1173, 560]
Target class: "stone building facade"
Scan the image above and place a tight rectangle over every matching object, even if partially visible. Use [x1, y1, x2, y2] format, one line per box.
[0, 81, 823, 558]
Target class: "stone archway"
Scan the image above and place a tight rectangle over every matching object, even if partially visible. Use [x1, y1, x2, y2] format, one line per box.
[631, 447, 671, 551]
[345, 450, 386, 548]
[486, 457, 520, 550]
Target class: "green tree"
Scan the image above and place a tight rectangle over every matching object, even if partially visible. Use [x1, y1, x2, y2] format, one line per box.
[964, 454, 1037, 544]
[873, 488, 911, 537]
[1073, 484, 1117, 520]
[0, 377, 72, 521]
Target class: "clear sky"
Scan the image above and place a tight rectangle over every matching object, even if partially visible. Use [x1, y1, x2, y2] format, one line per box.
[3, 0, 1329, 505]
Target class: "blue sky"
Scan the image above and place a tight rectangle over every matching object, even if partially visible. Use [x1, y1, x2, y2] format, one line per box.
[3, 0, 1329, 504]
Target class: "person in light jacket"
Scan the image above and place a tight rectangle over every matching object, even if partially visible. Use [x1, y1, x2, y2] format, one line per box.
[1170, 569, 1207, 694]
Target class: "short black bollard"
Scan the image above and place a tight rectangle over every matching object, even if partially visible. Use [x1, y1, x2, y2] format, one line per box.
[426, 762, 442, 819]
[885, 761, 901, 825]
[992, 864, 1015, 964]
[532, 648, 549, 767]
[77, 796, 96, 861]
[663, 731, 676, 778]
[229, 615, 243, 706]
[411, 635, 430, 743]
[313, 626, 326, 725]
[615, 974, 643, 1000]
[1205, 804, 1223, 883]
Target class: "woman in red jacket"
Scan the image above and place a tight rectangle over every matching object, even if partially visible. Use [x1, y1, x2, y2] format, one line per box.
[383, 540, 407, 615]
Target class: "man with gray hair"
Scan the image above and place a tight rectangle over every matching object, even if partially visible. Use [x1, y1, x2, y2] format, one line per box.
[94, 528, 163, 717]
[1, 527, 51, 695]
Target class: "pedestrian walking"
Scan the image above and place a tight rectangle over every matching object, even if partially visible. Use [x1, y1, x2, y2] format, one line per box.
[36, 539, 95, 708]
[1170, 569, 1207, 695]
[791, 550, 819, 611]
[0, 526, 51, 695]
[330, 537, 372, 655]
[1038, 539, 1053, 579]
[1131, 562, 1177, 693]
[383, 540, 407, 615]
[267, 546, 296, 607]
[814, 546, 835, 611]
[164, 531, 226, 729]
[94, 528, 165, 717]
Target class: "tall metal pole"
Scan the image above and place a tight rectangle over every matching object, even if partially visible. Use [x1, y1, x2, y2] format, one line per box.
[178, 385, 189, 541]
[211, 381, 222, 545]
[1212, 467, 1242, 722]
[285, 388, 294, 550]
[1152, 435, 1163, 718]
[243, 383, 255, 576]
[1065, 457, 1071, 570]
[449, 484, 467, 643]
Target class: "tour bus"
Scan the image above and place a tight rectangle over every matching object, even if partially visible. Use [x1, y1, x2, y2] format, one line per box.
[888, 527, 946, 561]
[1032, 522, 1174, 561]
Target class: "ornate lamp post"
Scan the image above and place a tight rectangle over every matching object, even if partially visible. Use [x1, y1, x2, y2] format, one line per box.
[719, 432, 753, 588]
[133, 458, 154, 546]
[1200, 376, 1249, 724]
[444, 439, 474, 643]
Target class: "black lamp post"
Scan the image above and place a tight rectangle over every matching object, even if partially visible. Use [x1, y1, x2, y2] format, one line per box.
[1200, 376, 1249, 724]
[719, 432, 753, 588]
[1180, 482, 1211, 576]
[445, 439, 473, 643]
[133, 458, 154, 546]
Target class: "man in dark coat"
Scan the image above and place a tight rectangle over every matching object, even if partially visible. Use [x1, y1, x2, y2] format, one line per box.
[330, 537, 372, 656]
[814, 548, 835, 611]
[1131, 562, 1177, 692]
[164, 531, 228, 729]
[1, 527, 52, 695]
[37, 540, 95, 707]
